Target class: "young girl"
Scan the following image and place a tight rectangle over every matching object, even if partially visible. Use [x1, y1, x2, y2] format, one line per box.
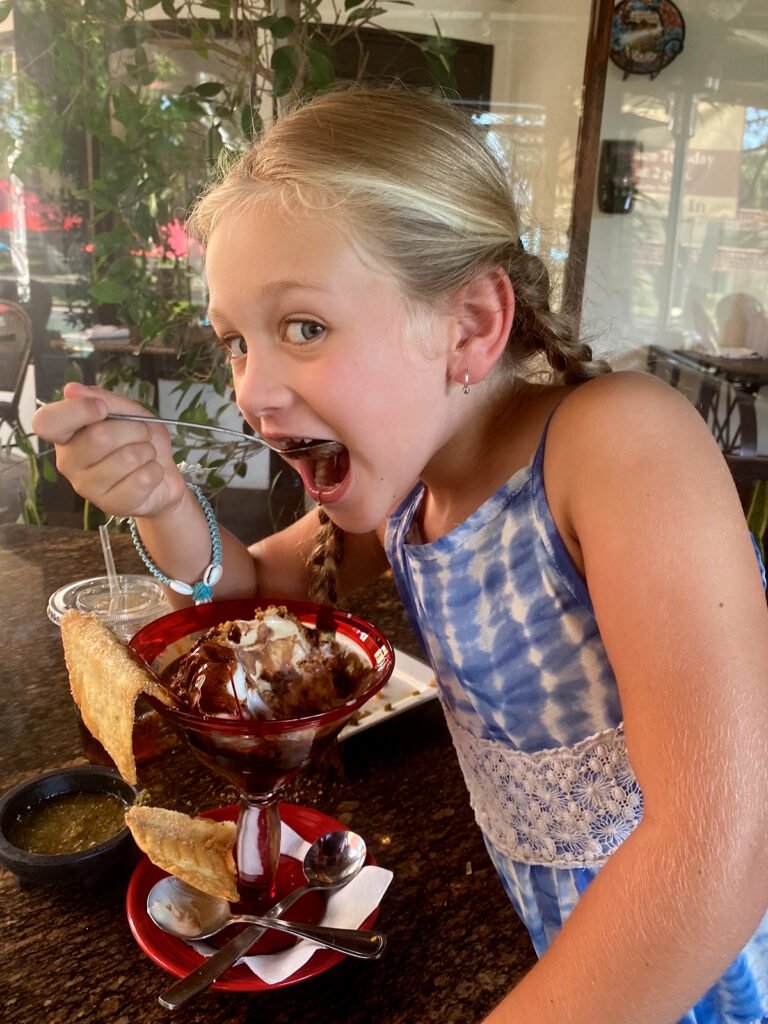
[32, 87, 768, 1024]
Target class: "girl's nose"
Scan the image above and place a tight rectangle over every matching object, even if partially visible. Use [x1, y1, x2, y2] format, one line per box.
[234, 346, 291, 422]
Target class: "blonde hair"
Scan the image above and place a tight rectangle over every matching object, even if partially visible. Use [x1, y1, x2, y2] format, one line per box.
[188, 86, 609, 602]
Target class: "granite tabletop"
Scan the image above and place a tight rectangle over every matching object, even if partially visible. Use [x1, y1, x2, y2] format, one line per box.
[0, 523, 536, 1024]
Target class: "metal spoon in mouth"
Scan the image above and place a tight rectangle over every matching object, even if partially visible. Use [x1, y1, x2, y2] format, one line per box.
[105, 413, 344, 460]
[147, 875, 385, 957]
[33, 399, 344, 460]
[157, 829, 380, 1010]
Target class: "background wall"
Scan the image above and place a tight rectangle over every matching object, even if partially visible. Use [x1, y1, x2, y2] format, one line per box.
[372, 0, 592, 269]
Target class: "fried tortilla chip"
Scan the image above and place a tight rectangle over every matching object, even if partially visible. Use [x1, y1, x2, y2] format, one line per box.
[60, 610, 173, 784]
[125, 805, 238, 902]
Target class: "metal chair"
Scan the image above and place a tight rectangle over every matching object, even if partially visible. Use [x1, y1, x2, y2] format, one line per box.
[646, 345, 758, 456]
[646, 344, 767, 515]
[724, 454, 768, 485]
[0, 300, 33, 434]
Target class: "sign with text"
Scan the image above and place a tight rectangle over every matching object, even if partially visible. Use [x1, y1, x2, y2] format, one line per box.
[635, 147, 741, 219]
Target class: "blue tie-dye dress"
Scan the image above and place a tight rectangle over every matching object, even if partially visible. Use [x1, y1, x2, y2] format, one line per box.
[384, 424, 768, 1024]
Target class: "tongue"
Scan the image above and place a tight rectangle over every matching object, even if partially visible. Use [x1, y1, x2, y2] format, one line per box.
[313, 450, 349, 489]
[284, 447, 350, 499]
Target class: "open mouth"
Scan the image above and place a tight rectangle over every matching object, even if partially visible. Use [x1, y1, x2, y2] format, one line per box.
[280, 440, 351, 498]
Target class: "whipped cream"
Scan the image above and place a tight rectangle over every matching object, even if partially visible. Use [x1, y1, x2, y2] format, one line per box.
[164, 606, 368, 720]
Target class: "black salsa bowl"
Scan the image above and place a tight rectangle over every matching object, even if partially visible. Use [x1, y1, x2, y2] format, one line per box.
[0, 765, 139, 887]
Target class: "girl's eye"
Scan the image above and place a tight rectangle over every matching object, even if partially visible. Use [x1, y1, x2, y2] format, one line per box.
[217, 335, 247, 359]
[283, 320, 325, 345]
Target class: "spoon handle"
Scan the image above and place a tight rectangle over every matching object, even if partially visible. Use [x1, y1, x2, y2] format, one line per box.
[106, 412, 343, 459]
[237, 915, 386, 959]
[158, 886, 310, 1010]
[106, 412, 262, 446]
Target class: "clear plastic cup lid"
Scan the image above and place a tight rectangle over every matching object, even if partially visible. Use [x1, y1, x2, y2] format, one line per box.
[47, 575, 169, 630]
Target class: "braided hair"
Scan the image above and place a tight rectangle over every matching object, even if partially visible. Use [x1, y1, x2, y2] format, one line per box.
[504, 241, 608, 384]
[308, 508, 345, 606]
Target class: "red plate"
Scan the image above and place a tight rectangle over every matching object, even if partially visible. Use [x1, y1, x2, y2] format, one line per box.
[126, 803, 380, 991]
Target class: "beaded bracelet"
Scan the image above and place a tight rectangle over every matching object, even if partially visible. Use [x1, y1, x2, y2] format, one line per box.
[128, 484, 223, 604]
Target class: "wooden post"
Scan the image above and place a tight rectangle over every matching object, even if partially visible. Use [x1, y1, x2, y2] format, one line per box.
[562, 0, 615, 324]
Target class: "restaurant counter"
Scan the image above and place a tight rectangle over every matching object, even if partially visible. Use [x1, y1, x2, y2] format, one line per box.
[0, 523, 536, 1024]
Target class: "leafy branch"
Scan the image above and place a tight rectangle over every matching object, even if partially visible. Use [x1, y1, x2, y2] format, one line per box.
[1, 0, 452, 340]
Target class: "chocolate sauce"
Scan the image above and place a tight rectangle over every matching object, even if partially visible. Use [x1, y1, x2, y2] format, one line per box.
[161, 612, 370, 722]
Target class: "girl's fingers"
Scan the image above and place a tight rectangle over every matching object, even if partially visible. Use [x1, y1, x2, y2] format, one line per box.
[57, 417, 161, 471]
[33, 384, 161, 444]
[60, 423, 179, 506]
[86, 454, 166, 517]
[61, 381, 156, 415]
[57, 436, 159, 493]
[61, 381, 106, 402]
[64, 442, 186, 519]
[99, 456, 188, 519]
[31, 392, 107, 445]
[31, 384, 183, 519]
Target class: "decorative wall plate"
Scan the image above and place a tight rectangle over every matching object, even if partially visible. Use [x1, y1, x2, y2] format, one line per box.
[610, 0, 686, 80]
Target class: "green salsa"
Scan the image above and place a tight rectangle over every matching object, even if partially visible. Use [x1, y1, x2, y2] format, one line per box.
[8, 791, 128, 855]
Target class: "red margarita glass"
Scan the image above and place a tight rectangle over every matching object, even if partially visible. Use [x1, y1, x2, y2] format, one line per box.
[130, 598, 394, 913]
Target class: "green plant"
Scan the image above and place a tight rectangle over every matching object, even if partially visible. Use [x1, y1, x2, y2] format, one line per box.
[2, 423, 54, 524]
[747, 480, 768, 563]
[0, 0, 454, 344]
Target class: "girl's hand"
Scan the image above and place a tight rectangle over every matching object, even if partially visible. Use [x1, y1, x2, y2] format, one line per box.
[30, 381, 187, 520]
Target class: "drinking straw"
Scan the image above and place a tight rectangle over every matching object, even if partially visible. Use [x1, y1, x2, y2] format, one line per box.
[99, 523, 120, 609]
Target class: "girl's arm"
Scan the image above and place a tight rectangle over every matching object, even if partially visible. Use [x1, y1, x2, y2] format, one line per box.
[134, 500, 389, 604]
[32, 383, 388, 604]
[483, 372, 768, 1024]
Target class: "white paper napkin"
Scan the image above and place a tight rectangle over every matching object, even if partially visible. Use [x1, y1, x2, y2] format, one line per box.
[188, 823, 392, 985]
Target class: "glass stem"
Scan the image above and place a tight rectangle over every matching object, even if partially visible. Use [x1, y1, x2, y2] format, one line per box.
[235, 795, 281, 911]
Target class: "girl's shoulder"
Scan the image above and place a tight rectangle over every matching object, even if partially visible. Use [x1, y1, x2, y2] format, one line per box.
[555, 366, 686, 413]
[541, 369, 731, 574]
[546, 369, 708, 462]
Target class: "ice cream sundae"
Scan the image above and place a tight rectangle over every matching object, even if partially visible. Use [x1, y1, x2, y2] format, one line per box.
[163, 605, 370, 721]
[61, 600, 393, 913]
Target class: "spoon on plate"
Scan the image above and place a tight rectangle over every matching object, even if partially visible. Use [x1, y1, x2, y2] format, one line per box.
[157, 829, 379, 1010]
[147, 874, 385, 956]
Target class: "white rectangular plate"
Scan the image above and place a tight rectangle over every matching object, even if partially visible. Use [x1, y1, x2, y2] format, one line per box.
[340, 648, 437, 740]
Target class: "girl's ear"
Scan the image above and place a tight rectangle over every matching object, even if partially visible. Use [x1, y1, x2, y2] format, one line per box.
[447, 267, 515, 389]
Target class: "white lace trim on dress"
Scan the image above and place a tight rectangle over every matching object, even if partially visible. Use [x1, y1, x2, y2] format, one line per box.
[443, 705, 643, 868]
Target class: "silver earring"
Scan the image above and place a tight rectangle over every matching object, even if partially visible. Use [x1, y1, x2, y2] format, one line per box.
[463, 367, 471, 395]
